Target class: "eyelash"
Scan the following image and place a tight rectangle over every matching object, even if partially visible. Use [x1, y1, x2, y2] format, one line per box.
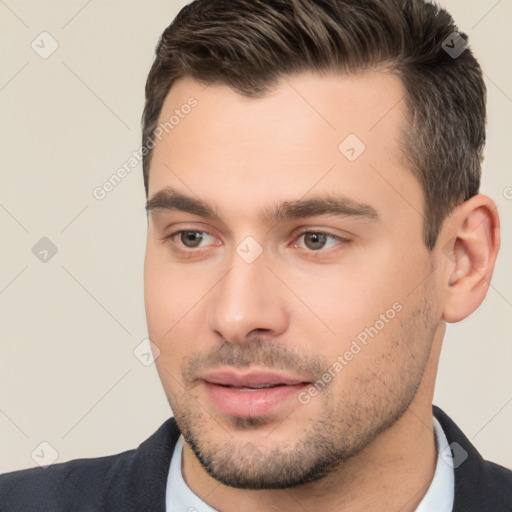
[160, 229, 350, 256]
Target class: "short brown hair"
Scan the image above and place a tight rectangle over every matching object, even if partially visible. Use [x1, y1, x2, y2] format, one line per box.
[142, 0, 486, 249]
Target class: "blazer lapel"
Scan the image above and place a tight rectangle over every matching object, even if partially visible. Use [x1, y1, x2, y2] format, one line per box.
[102, 416, 181, 511]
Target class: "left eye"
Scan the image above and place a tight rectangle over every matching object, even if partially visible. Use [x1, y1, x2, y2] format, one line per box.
[295, 232, 341, 251]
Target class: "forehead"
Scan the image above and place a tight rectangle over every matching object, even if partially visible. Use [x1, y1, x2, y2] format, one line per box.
[148, 70, 419, 223]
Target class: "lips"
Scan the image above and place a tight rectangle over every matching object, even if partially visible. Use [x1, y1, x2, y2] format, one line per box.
[201, 369, 310, 417]
[203, 369, 307, 388]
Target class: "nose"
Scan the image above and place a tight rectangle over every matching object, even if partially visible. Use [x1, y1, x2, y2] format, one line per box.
[207, 249, 289, 344]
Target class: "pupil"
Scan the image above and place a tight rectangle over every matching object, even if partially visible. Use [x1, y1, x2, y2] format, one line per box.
[305, 233, 326, 250]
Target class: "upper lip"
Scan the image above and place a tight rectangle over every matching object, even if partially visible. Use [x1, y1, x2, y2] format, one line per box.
[201, 369, 310, 387]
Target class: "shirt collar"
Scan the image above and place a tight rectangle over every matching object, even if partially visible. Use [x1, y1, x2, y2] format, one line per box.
[414, 416, 455, 512]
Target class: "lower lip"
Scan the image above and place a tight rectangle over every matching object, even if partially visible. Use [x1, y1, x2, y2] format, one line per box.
[203, 381, 308, 417]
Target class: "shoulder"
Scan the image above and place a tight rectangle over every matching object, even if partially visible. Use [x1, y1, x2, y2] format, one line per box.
[0, 449, 135, 512]
[472, 459, 512, 509]
[0, 416, 181, 512]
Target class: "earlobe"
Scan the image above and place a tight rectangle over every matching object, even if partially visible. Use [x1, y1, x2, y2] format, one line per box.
[441, 195, 500, 323]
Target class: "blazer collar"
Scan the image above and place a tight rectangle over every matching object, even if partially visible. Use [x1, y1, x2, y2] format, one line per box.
[103, 416, 180, 511]
[433, 405, 510, 512]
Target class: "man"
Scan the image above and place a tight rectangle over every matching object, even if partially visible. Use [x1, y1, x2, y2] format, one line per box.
[0, 0, 510, 510]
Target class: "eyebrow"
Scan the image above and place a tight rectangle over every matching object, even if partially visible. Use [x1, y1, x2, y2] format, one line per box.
[146, 187, 379, 223]
[146, 187, 219, 218]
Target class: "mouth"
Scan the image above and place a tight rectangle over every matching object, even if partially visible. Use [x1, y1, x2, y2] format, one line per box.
[216, 383, 286, 390]
[200, 369, 311, 417]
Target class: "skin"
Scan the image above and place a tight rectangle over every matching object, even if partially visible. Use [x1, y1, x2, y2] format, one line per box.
[144, 71, 500, 511]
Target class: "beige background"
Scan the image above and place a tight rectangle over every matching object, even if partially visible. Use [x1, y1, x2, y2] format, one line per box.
[0, 0, 510, 472]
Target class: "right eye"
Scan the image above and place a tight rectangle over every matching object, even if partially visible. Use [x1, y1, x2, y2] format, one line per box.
[161, 230, 220, 252]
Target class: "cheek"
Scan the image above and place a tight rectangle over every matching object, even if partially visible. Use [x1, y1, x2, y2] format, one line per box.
[144, 245, 190, 342]
[280, 254, 416, 385]
[144, 245, 215, 369]
[288, 262, 402, 339]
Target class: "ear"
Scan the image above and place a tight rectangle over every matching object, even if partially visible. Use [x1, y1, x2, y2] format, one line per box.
[440, 194, 500, 323]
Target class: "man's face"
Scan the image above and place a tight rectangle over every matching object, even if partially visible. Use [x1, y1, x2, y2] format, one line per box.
[144, 71, 443, 488]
